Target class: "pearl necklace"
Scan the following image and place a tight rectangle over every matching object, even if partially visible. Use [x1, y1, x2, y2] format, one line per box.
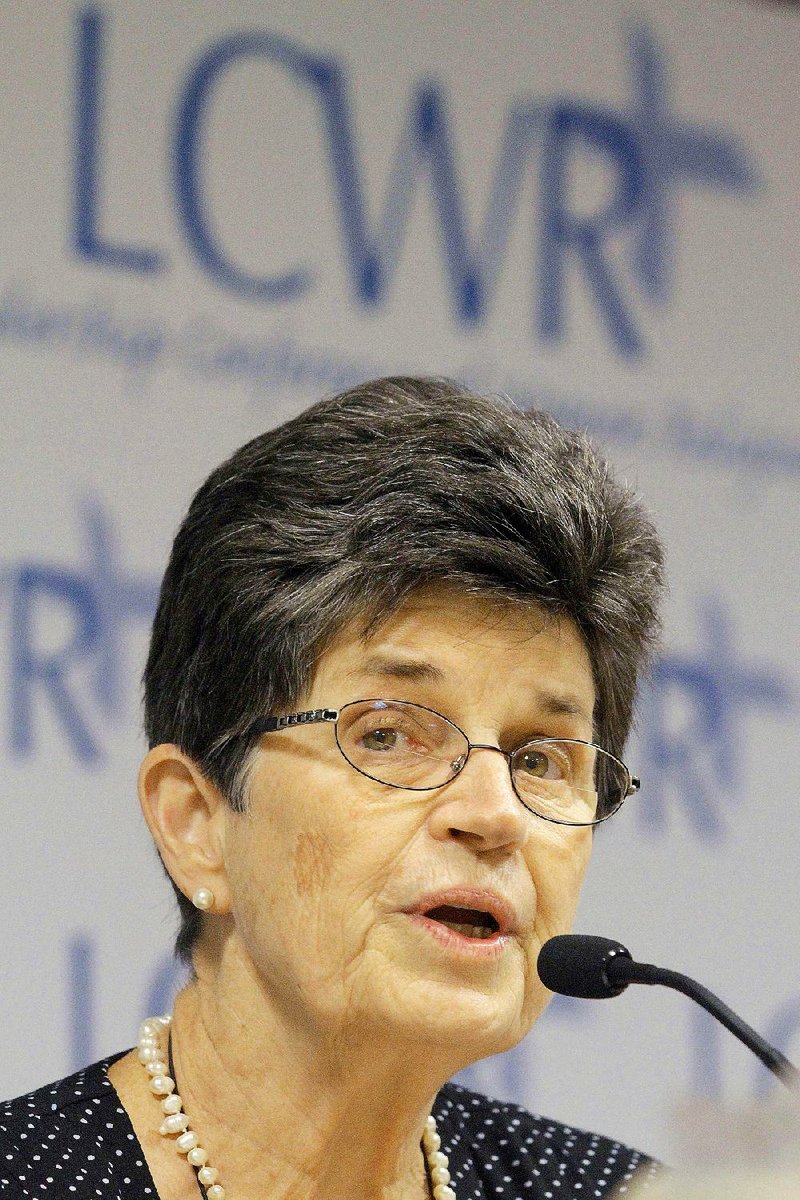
[137, 1015, 457, 1200]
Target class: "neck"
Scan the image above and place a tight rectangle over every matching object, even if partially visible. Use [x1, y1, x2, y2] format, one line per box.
[168, 953, 453, 1200]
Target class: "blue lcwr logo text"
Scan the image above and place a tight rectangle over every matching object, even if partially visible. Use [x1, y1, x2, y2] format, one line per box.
[74, 8, 759, 359]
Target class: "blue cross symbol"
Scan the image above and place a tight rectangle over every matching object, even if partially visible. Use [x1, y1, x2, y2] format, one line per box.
[3, 498, 159, 763]
[636, 599, 793, 840]
[627, 25, 760, 307]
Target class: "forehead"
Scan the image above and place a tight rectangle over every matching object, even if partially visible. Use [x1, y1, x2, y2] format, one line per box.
[312, 588, 595, 723]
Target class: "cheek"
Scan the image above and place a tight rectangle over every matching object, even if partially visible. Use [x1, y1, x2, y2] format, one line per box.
[226, 816, 344, 987]
[228, 754, 429, 976]
[529, 826, 592, 937]
[515, 829, 591, 1029]
[293, 830, 335, 897]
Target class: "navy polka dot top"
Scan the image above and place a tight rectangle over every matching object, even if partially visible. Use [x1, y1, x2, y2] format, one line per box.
[1, 1053, 662, 1197]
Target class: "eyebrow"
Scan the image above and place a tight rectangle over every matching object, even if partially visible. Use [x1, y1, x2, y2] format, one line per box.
[540, 695, 593, 723]
[354, 653, 447, 684]
[351, 653, 593, 724]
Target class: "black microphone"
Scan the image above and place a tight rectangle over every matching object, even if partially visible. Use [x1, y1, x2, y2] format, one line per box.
[538, 934, 800, 1090]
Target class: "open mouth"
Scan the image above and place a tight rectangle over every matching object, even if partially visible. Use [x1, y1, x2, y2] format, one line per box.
[423, 904, 501, 940]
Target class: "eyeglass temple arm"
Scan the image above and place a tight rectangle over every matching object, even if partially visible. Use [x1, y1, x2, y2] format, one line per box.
[249, 708, 339, 736]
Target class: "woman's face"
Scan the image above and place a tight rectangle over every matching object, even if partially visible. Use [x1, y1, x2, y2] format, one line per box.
[222, 588, 595, 1065]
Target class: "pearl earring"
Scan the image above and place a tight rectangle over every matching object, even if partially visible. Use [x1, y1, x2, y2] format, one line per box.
[192, 887, 214, 911]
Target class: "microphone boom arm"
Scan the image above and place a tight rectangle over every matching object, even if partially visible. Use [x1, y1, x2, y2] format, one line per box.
[607, 956, 800, 1089]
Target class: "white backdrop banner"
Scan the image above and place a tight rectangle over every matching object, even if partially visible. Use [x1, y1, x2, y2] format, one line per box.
[1, 0, 799, 1162]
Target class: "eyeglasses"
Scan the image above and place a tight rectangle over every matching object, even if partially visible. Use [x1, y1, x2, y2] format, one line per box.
[248, 699, 638, 827]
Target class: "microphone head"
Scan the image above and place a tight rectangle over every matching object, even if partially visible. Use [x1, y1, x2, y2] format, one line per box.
[537, 934, 632, 999]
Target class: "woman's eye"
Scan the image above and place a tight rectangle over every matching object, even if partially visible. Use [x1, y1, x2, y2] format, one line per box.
[518, 750, 549, 777]
[517, 748, 568, 779]
[361, 726, 402, 751]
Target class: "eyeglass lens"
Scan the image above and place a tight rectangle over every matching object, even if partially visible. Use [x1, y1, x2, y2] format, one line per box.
[334, 700, 629, 825]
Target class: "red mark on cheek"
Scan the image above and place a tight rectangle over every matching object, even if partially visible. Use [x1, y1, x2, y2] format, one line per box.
[293, 831, 333, 896]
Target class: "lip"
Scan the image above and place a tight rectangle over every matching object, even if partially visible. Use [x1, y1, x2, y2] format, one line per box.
[401, 887, 520, 955]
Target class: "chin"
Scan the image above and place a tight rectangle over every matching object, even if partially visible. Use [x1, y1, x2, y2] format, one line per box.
[371, 970, 531, 1065]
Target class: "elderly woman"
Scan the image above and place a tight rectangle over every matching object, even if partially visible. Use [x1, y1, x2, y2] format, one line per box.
[1, 377, 664, 1199]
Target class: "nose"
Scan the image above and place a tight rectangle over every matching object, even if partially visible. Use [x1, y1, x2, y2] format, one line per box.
[427, 744, 529, 855]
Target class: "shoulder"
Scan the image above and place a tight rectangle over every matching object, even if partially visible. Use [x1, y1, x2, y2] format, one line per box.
[434, 1081, 663, 1199]
[0, 1054, 157, 1197]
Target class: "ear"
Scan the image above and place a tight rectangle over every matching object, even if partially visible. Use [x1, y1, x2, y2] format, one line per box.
[138, 744, 232, 914]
